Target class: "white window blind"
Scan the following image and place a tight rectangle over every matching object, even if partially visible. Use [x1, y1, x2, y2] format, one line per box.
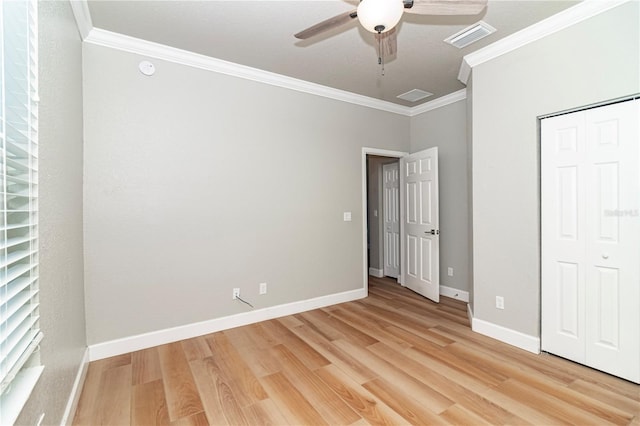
[0, 0, 42, 424]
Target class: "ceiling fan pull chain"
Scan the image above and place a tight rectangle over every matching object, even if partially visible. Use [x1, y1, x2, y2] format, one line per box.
[378, 34, 385, 76]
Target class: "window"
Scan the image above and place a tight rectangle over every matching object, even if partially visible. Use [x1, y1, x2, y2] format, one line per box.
[0, 0, 42, 424]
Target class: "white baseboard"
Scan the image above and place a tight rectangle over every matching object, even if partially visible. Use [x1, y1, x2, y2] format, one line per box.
[368, 268, 384, 278]
[439, 285, 470, 302]
[89, 287, 367, 361]
[471, 317, 541, 354]
[60, 347, 89, 426]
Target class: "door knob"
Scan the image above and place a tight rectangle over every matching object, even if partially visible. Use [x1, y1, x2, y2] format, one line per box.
[425, 229, 440, 235]
[602, 253, 609, 259]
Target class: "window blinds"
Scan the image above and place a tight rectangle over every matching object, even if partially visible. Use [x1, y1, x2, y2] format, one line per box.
[0, 0, 42, 420]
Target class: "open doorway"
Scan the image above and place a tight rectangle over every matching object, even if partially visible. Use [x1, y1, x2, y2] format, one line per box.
[361, 148, 407, 291]
[362, 147, 443, 304]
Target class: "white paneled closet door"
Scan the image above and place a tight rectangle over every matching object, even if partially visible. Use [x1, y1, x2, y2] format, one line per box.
[541, 98, 640, 384]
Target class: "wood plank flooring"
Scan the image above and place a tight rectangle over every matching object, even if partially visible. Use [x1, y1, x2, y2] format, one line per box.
[73, 276, 640, 425]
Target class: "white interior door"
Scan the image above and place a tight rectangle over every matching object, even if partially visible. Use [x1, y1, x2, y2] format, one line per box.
[400, 147, 439, 302]
[383, 162, 400, 279]
[542, 99, 640, 384]
[541, 110, 587, 363]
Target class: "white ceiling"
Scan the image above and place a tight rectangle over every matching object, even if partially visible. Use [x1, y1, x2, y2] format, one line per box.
[86, 0, 579, 107]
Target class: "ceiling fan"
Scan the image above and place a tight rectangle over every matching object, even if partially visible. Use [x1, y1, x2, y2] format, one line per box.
[295, 0, 488, 62]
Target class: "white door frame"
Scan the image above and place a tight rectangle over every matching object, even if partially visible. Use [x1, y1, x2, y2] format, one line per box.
[362, 148, 408, 292]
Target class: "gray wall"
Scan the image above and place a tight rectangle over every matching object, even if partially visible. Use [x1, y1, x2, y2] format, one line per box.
[410, 100, 470, 294]
[82, 44, 410, 345]
[17, 1, 87, 424]
[471, 1, 640, 337]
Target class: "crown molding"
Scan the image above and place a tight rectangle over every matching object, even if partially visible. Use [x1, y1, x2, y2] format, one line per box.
[69, 0, 93, 40]
[72, 0, 464, 117]
[408, 89, 466, 116]
[457, 60, 471, 86]
[458, 0, 631, 84]
[85, 28, 417, 116]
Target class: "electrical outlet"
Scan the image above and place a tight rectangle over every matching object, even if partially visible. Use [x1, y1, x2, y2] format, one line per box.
[496, 296, 504, 310]
[233, 288, 240, 299]
[447, 267, 453, 277]
[259, 282, 267, 295]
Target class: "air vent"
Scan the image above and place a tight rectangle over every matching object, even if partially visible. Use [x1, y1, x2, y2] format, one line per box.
[444, 21, 496, 49]
[397, 89, 433, 103]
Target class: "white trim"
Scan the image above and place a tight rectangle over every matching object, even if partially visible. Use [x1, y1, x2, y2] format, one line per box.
[409, 89, 467, 116]
[0, 366, 44, 426]
[467, 303, 473, 325]
[471, 317, 541, 354]
[439, 285, 469, 303]
[85, 28, 414, 116]
[362, 148, 408, 294]
[89, 288, 366, 361]
[60, 348, 89, 426]
[457, 61, 472, 86]
[458, 0, 631, 84]
[69, 0, 93, 40]
[72, 0, 466, 117]
[368, 268, 384, 278]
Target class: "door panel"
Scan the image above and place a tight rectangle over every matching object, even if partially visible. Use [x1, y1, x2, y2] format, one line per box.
[584, 100, 639, 383]
[400, 148, 439, 302]
[557, 261, 579, 338]
[594, 266, 619, 349]
[542, 110, 587, 363]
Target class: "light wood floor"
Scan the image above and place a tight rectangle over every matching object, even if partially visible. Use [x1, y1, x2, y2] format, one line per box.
[73, 276, 640, 425]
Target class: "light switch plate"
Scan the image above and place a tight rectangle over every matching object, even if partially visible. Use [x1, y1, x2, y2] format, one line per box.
[343, 212, 352, 221]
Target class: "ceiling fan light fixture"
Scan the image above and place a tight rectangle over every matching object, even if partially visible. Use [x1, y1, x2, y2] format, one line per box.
[357, 0, 404, 34]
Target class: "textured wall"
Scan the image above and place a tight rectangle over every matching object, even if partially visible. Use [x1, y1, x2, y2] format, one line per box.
[17, 1, 87, 424]
[82, 44, 410, 345]
[471, 1, 640, 337]
[410, 100, 469, 294]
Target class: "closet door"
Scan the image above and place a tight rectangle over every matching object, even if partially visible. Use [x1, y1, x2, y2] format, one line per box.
[541, 99, 639, 384]
[583, 101, 639, 382]
[541, 110, 587, 364]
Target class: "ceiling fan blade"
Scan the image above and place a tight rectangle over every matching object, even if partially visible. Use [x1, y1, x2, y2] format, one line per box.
[404, 0, 488, 15]
[375, 28, 397, 58]
[294, 10, 358, 39]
